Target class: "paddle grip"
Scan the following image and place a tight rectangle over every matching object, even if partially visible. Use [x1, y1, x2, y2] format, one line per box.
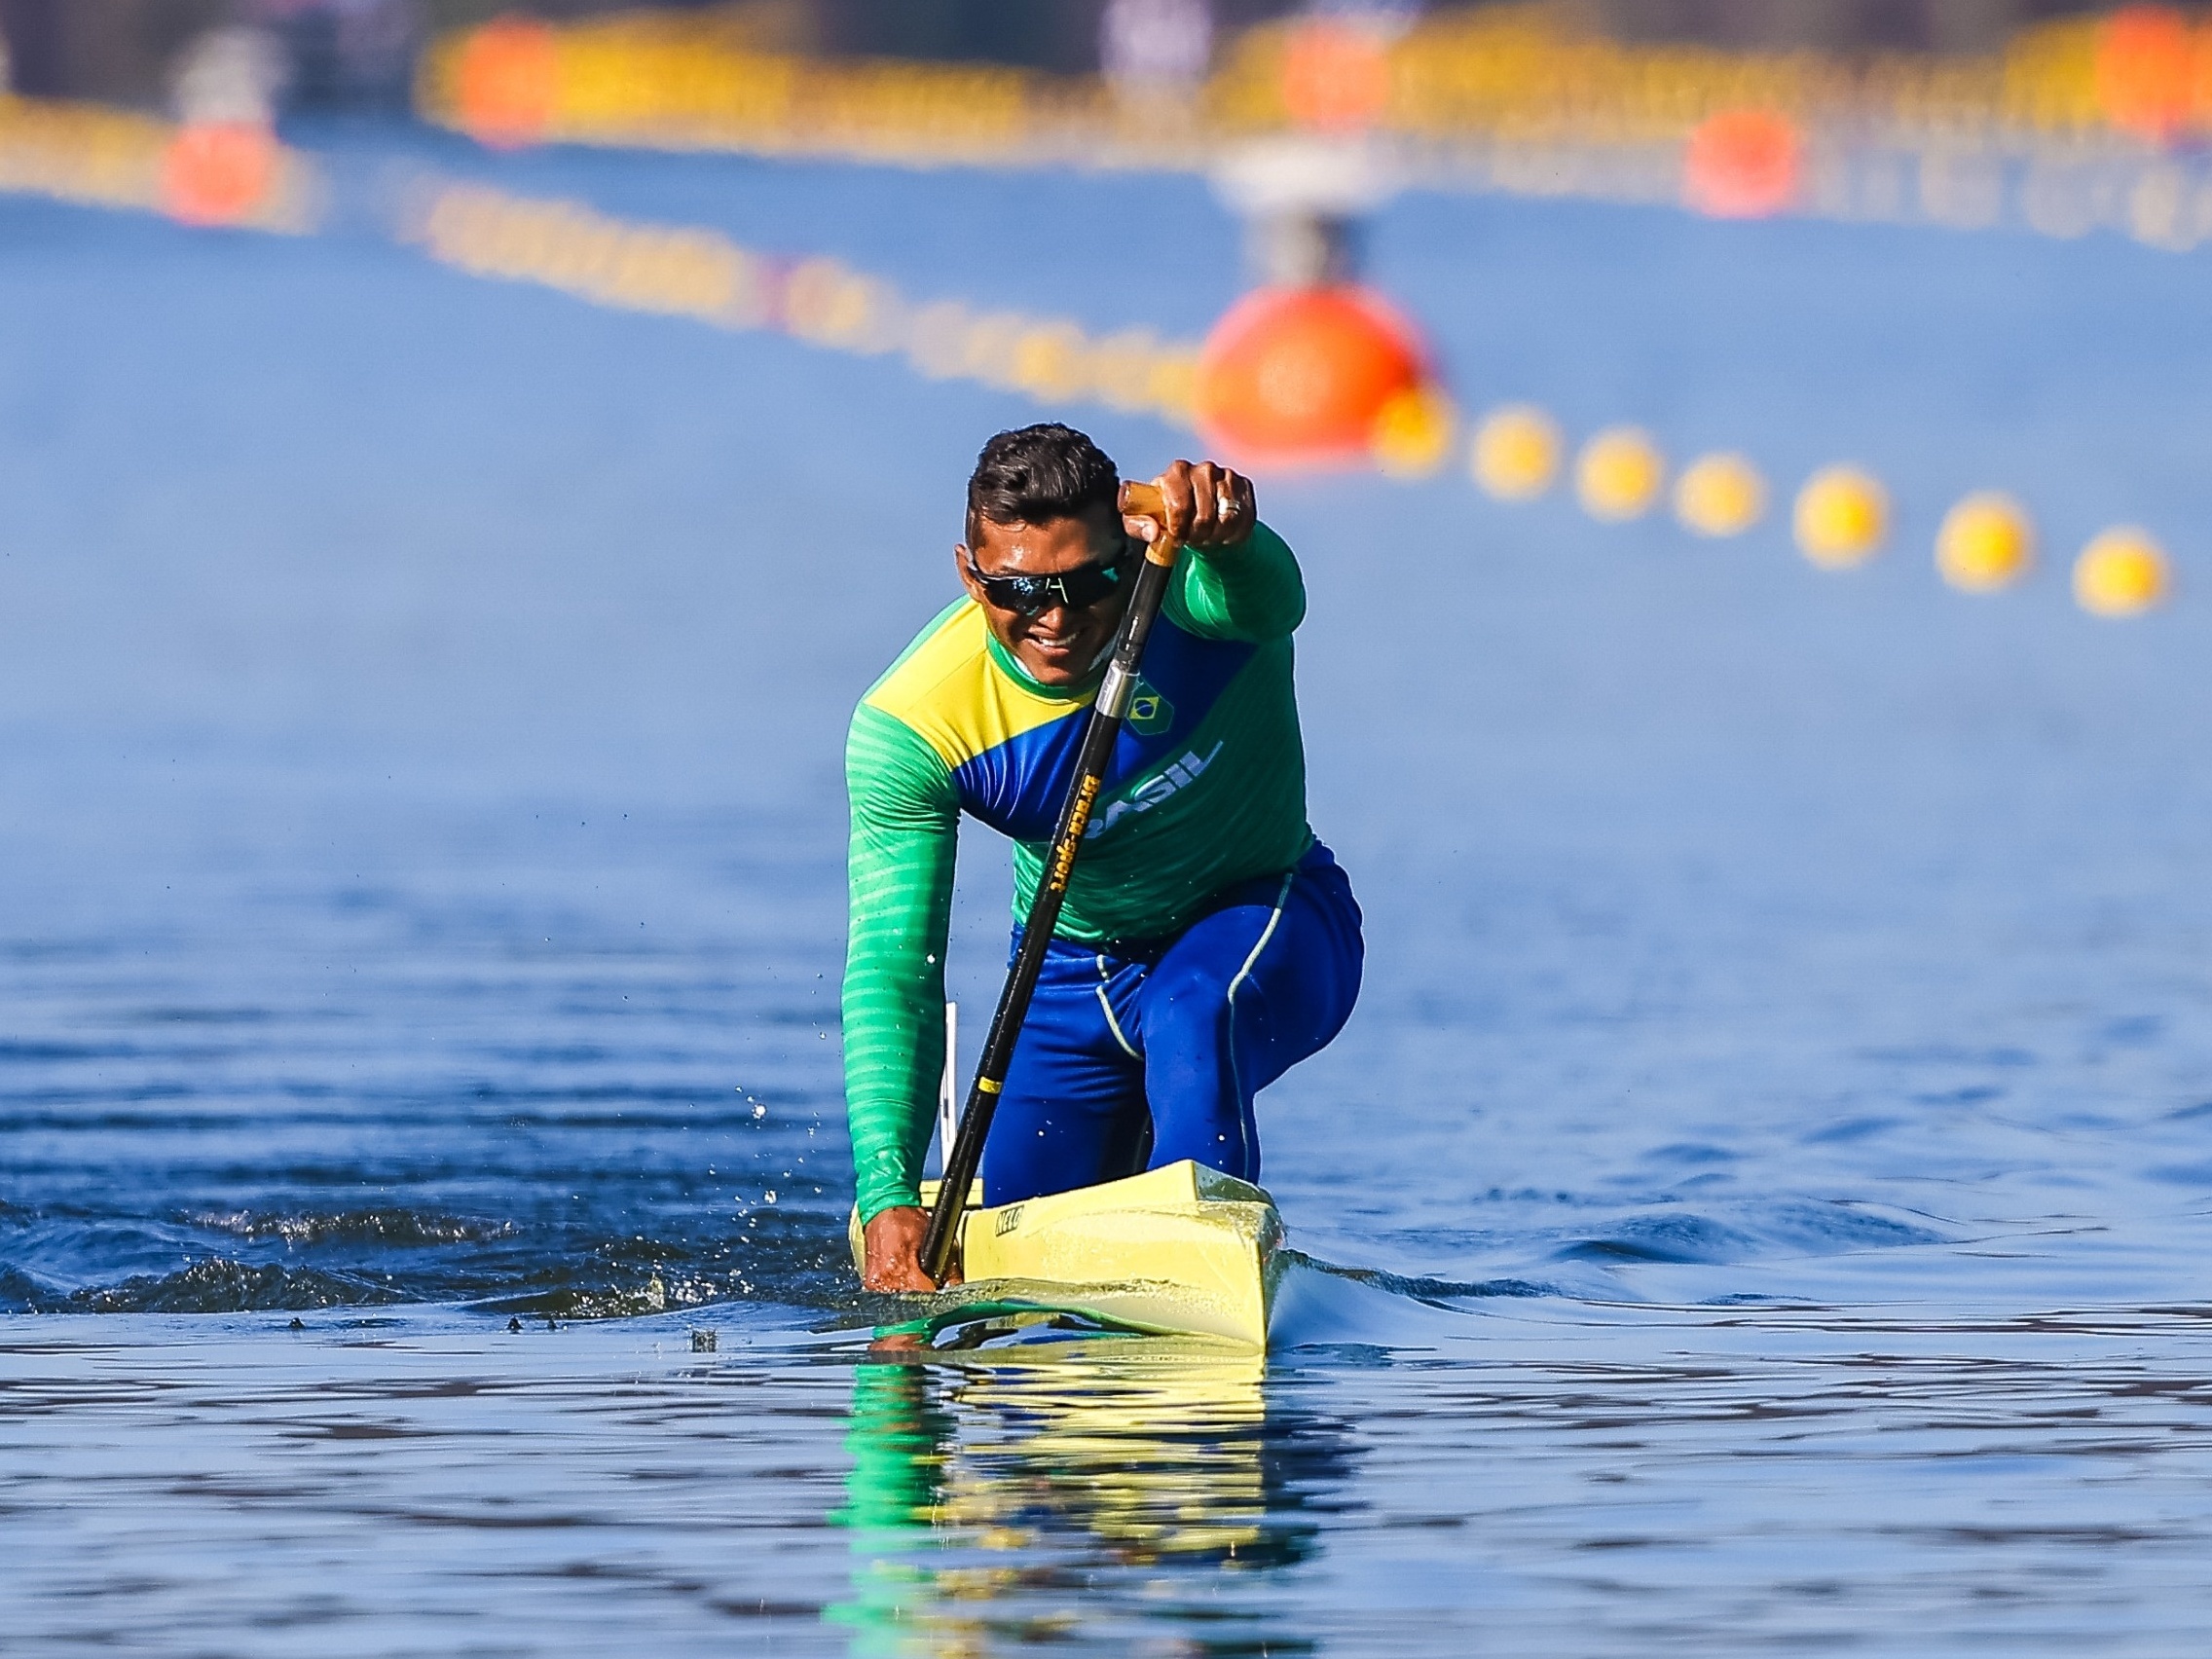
[1118, 481, 1180, 568]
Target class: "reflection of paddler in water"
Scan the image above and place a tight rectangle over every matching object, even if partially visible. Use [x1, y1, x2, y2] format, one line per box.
[827, 1360, 952, 1656]
[845, 424, 1363, 1290]
[828, 1343, 1352, 1648]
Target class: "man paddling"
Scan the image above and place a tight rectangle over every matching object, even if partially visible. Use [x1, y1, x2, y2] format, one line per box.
[845, 423, 1362, 1291]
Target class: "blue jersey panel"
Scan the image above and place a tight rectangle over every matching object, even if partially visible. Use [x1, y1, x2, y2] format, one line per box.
[947, 615, 1257, 840]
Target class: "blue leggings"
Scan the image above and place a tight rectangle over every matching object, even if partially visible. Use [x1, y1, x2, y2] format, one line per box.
[981, 843, 1363, 1207]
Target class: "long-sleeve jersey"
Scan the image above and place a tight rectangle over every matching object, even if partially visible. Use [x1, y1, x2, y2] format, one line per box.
[842, 523, 1315, 1224]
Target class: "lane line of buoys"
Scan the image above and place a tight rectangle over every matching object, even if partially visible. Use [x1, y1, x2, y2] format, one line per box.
[1458, 404, 2169, 616]
[398, 177, 1201, 430]
[0, 92, 316, 231]
[0, 121, 2155, 624]
[392, 176, 2173, 621]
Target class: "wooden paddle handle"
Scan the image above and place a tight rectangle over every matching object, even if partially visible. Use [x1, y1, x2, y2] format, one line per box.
[1118, 481, 1179, 567]
[1119, 481, 1164, 519]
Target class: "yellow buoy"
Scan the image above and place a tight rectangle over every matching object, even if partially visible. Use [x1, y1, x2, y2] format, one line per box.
[1372, 386, 1457, 478]
[1793, 464, 1889, 568]
[1469, 404, 1561, 501]
[2073, 527, 2171, 617]
[1575, 426, 1665, 522]
[1674, 452, 1766, 537]
[1936, 492, 2035, 593]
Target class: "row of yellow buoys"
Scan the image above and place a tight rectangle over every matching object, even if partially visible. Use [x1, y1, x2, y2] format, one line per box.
[143, 157, 2157, 624]
[0, 79, 2175, 625]
[0, 92, 314, 231]
[1461, 405, 2170, 616]
[401, 178, 1201, 426]
[1922, 491, 2172, 617]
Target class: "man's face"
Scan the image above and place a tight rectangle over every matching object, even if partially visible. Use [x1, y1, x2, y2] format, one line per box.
[956, 507, 1133, 687]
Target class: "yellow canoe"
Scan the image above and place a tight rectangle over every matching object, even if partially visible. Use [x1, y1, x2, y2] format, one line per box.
[847, 1160, 1286, 1349]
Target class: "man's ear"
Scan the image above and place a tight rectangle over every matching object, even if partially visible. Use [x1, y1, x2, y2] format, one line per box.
[954, 543, 981, 601]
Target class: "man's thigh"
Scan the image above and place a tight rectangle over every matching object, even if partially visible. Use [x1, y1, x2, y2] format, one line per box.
[1134, 854, 1364, 1175]
[981, 949, 1149, 1206]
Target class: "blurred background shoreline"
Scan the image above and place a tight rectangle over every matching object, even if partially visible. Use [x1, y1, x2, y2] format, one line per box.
[0, 0, 2149, 111]
[12, 2, 2212, 274]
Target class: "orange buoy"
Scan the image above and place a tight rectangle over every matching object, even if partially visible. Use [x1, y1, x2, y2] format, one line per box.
[453, 14, 560, 150]
[1194, 284, 1430, 469]
[160, 121, 278, 227]
[1682, 108, 1803, 219]
[2096, 6, 2196, 143]
[1279, 20, 1393, 134]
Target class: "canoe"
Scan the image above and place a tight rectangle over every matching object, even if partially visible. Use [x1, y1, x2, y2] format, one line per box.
[847, 1159, 1286, 1349]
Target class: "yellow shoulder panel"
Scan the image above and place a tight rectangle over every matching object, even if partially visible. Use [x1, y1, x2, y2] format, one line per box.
[863, 602, 1075, 768]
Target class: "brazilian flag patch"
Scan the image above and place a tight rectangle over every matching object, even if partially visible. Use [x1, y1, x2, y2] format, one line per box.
[1125, 681, 1174, 735]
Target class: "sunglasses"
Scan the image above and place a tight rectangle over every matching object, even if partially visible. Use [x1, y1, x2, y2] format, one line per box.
[964, 548, 1132, 616]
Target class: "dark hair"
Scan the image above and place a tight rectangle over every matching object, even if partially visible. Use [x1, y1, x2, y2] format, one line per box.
[965, 424, 1120, 548]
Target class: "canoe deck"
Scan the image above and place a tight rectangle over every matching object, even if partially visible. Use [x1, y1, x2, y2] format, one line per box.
[848, 1160, 1286, 1348]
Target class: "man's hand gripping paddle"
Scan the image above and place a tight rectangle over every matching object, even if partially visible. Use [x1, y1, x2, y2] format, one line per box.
[918, 481, 1182, 1287]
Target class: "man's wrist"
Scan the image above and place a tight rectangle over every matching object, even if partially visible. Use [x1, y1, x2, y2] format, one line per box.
[856, 1191, 923, 1229]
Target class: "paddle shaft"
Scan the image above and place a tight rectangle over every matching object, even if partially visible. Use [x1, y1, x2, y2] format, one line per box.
[919, 483, 1180, 1285]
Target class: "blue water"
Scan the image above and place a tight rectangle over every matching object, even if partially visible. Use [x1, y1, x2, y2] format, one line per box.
[6, 121, 2212, 1653]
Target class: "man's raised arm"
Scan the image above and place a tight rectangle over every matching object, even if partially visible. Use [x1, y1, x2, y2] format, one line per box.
[1169, 520, 1306, 644]
[1127, 458, 1306, 645]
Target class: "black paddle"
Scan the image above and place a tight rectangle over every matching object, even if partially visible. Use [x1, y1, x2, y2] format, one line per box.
[919, 480, 1182, 1286]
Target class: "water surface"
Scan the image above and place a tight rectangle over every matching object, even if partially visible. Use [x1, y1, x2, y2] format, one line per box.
[4, 124, 2212, 1654]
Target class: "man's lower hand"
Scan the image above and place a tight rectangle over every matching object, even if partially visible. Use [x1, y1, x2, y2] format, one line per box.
[863, 1205, 958, 1292]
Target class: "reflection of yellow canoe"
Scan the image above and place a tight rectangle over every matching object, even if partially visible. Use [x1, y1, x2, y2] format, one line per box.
[828, 1339, 1337, 1648]
[847, 1160, 1286, 1349]
[941, 1345, 1272, 1560]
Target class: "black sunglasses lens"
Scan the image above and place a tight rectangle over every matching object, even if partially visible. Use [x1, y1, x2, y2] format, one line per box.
[978, 560, 1124, 614]
[1055, 565, 1124, 609]
[982, 575, 1051, 614]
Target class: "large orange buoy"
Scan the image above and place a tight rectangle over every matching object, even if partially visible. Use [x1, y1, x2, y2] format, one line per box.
[1682, 107, 1802, 219]
[160, 121, 278, 227]
[1279, 20, 1393, 134]
[2096, 6, 2196, 143]
[453, 14, 561, 150]
[1194, 284, 1429, 469]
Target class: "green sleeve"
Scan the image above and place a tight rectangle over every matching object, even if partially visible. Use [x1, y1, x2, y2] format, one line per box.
[1163, 520, 1306, 643]
[842, 702, 959, 1225]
